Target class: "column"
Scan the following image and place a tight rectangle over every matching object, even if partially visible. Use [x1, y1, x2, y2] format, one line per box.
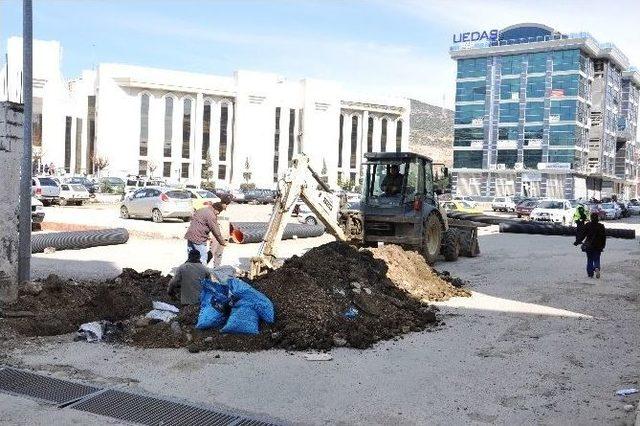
[193, 92, 204, 183]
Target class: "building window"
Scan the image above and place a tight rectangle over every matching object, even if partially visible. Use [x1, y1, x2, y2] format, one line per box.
[350, 115, 358, 168]
[454, 128, 484, 147]
[496, 150, 518, 168]
[457, 58, 487, 79]
[523, 149, 542, 168]
[524, 125, 543, 146]
[338, 114, 344, 167]
[74, 118, 82, 173]
[202, 101, 211, 160]
[501, 55, 523, 75]
[288, 108, 295, 162]
[551, 74, 579, 97]
[380, 118, 388, 151]
[33, 97, 43, 148]
[273, 107, 281, 181]
[498, 127, 519, 140]
[456, 80, 486, 102]
[64, 116, 72, 172]
[218, 164, 226, 180]
[453, 150, 483, 169]
[182, 99, 192, 159]
[550, 100, 577, 121]
[367, 117, 373, 152]
[526, 76, 546, 98]
[499, 103, 519, 123]
[455, 104, 485, 125]
[548, 148, 578, 166]
[349, 172, 356, 185]
[549, 125, 578, 146]
[138, 160, 147, 177]
[500, 78, 520, 100]
[163, 162, 171, 178]
[527, 52, 547, 73]
[181, 162, 189, 178]
[87, 96, 96, 174]
[552, 49, 579, 72]
[164, 97, 173, 157]
[395, 120, 402, 152]
[525, 101, 545, 122]
[219, 104, 228, 162]
[139, 93, 149, 157]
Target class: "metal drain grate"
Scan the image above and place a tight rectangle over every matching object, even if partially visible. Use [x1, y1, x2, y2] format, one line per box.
[0, 367, 101, 405]
[69, 389, 276, 426]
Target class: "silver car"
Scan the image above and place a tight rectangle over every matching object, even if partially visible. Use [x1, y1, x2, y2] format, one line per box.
[120, 187, 192, 223]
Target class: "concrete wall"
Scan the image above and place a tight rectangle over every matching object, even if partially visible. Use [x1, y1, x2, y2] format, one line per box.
[0, 102, 23, 303]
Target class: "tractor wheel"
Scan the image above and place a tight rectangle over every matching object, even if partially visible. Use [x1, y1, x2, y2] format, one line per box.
[459, 229, 480, 257]
[441, 229, 460, 261]
[422, 213, 443, 265]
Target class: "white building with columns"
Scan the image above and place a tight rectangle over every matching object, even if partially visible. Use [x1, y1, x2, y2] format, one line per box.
[1, 37, 410, 189]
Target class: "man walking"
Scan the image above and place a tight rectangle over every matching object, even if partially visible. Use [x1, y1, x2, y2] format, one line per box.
[574, 212, 606, 279]
[184, 202, 227, 266]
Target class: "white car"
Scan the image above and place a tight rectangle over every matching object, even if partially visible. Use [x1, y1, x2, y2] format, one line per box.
[491, 196, 516, 212]
[295, 204, 319, 225]
[530, 199, 574, 225]
[627, 200, 640, 215]
[58, 183, 91, 206]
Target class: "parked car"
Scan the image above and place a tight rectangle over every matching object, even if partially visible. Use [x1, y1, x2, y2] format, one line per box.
[230, 189, 246, 203]
[452, 196, 478, 208]
[627, 199, 640, 215]
[586, 203, 607, 220]
[65, 176, 97, 195]
[58, 183, 91, 206]
[617, 202, 631, 218]
[243, 189, 276, 204]
[599, 202, 620, 220]
[441, 200, 482, 214]
[122, 177, 167, 200]
[295, 204, 319, 225]
[32, 176, 60, 205]
[31, 196, 45, 230]
[530, 199, 574, 225]
[185, 188, 221, 210]
[120, 187, 193, 223]
[491, 196, 516, 212]
[99, 176, 126, 194]
[515, 200, 539, 218]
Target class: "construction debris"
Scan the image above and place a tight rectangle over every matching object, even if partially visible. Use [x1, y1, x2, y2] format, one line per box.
[1, 243, 471, 352]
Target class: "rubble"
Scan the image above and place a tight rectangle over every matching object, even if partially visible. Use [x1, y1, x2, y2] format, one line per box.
[1, 243, 471, 352]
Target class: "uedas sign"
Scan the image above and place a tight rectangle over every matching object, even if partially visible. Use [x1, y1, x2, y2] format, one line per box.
[453, 30, 499, 44]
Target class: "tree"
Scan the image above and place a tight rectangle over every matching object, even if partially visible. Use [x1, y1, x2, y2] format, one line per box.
[240, 156, 255, 191]
[92, 155, 110, 177]
[201, 154, 215, 191]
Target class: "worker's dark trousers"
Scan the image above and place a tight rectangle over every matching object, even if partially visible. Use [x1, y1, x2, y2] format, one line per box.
[574, 221, 585, 243]
[210, 240, 224, 267]
[585, 249, 601, 277]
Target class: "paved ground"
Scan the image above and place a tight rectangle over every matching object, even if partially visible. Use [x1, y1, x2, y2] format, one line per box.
[3, 214, 639, 424]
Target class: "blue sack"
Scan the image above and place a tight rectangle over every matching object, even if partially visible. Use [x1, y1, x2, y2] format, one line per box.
[228, 278, 275, 324]
[195, 278, 230, 330]
[221, 305, 259, 335]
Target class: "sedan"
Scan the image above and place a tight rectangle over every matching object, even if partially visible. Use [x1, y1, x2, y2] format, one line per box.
[515, 200, 538, 218]
[31, 196, 45, 230]
[586, 203, 607, 220]
[627, 200, 640, 215]
[530, 199, 574, 225]
[59, 183, 91, 206]
[441, 200, 482, 214]
[186, 189, 221, 210]
[599, 202, 620, 220]
[120, 187, 193, 223]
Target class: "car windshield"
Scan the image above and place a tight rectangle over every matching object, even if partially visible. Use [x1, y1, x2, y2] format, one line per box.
[459, 201, 473, 208]
[601, 203, 614, 209]
[363, 160, 422, 207]
[38, 177, 58, 186]
[538, 200, 563, 209]
[165, 190, 191, 199]
[107, 177, 124, 184]
[71, 185, 86, 191]
[196, 190, 215, 198]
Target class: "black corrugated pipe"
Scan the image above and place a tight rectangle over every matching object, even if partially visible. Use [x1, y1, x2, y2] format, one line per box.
[499, 223, 635, 239]
[230, 222, 325, 244]
[31, 228, 130, 253]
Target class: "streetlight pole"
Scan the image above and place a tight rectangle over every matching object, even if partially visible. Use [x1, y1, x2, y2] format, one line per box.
[18, 0, 33, 283]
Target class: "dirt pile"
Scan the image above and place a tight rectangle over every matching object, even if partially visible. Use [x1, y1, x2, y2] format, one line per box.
[369, 245, 471, 301]
[2, 243, 471, 352]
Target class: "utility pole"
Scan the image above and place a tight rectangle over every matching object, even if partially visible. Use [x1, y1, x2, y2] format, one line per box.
[18, 0, 32, 283]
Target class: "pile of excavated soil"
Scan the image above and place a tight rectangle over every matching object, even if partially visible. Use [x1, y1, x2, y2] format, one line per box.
[1, 242, 471, 352]
[369, 245, 471, 301]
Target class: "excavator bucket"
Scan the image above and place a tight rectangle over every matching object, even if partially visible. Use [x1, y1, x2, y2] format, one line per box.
[447, 218, 480, 258]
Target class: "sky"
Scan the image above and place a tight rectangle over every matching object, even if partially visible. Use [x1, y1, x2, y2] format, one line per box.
[1, 0, 640, 108]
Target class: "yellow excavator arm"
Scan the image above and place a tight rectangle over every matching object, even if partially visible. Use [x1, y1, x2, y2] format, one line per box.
[249, 154, 347, 279]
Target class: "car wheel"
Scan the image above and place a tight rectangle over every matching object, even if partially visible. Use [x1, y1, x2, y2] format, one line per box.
[120, 206, 130, 219]
[517, 214, 521, 218]
[182, 217, 191, 222]
[59, 198, 67, 206]
[152, 208, 164, 223]
[305, 216, 318, 225]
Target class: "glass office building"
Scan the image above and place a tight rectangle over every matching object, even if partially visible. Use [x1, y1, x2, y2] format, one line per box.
[450, 23, 640, 199]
